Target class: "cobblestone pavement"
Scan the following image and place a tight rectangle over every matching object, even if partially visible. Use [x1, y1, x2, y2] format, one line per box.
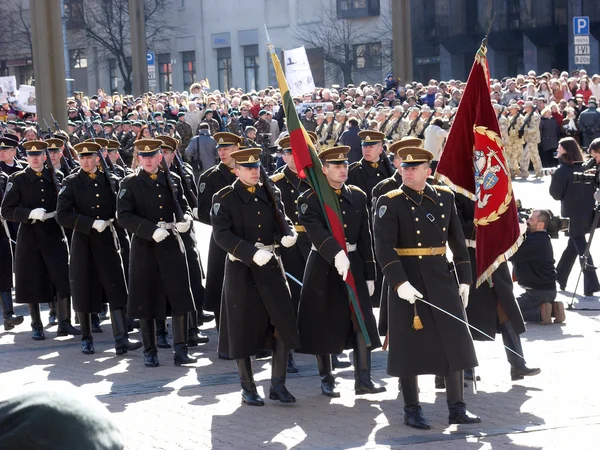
[1, 176, 599, 449]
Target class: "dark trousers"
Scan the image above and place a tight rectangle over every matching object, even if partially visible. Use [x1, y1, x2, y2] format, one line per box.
[556, 234, 600, 294]
[516, 289, 557, 322]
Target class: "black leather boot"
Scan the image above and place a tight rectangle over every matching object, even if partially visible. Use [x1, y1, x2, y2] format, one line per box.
[56, 297, 81, 336]
[140, 319, 159, 367]
[255, 349, 272, 359]
[435, 375, 446, 389]
[187, 311, 209, 347]
[199, 311, 214, 324]
[91, 313, 103, 333]
[287, 352, 298, 374]
[155, 319, 171, 348]
[316, 355, 340, 397]
[501, 322, 541, 381]
[29, 304, 45, 340]
[446, 371, 481, 424]
[99, 303, 109, 321]
[173, 314, 197, 366]
[269, 336, 296, 403]
[79, 313, 94, 355]
[111, 308, 142, 355]
[353, 332, 386, 395]
[127, 316, 140, 332]
[0, 290, 23, 330]
[331, 353, 351, 369]
[47, 301, 57, 326]
[464, 368, 480, 381]
[401, 376, 430, 430]
[237, 357, 264, 406]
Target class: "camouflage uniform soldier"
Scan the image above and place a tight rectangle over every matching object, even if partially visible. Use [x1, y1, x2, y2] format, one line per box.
[175, 112, 194, 151]
[505, 104, 525, 179]
[520, 101, 542, 178]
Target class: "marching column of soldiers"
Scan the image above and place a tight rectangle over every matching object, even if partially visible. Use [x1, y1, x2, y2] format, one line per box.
[0, 103, 542, 430]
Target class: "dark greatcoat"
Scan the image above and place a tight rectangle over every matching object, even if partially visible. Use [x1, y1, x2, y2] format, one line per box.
[197, 162, 236, 312]
[271, 166, 312, 311]
[211, 180, 300, 359]
[297, 184, 381, 355]
[455, 193, 526, 340]
[0, 173, 13, 292]
[374, 184, 478, 377]
[117, 170, 195, 319]
[56, 169, 128, 313]
[1, 167, 70, 303]
[371, 171, 403, 336]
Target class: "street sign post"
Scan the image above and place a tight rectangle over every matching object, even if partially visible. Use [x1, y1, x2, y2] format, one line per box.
[573, 17, 590, 66]
[147, 51, 156, 91]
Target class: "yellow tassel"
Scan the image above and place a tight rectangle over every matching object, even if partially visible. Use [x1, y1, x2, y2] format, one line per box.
[412, 315, 423, 330]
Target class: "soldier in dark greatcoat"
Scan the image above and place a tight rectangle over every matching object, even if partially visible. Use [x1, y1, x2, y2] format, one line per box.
[297, 146, 384, 399]
[269, 136, 312, 373]
[1, 140, 80, 340]
[196, 132, 240, 357]
[374, 146, 480, 430]
[0, 165, 23, 330]
[117, 139, 196, 368]
[211, 147, 301, 406]
[455, 193, 540, 382]
[56, 141, 142, 356]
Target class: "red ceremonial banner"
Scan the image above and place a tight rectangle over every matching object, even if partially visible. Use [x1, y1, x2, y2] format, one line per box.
[436, 44, 522, 287]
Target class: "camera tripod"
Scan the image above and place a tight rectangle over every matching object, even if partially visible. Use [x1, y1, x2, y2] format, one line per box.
[569, 203, 600, 311]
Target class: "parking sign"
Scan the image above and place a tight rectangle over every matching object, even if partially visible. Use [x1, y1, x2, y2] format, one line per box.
[573, 16, 589, 35]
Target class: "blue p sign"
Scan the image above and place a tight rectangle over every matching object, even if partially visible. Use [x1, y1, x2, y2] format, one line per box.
[574, 16, 589, 35]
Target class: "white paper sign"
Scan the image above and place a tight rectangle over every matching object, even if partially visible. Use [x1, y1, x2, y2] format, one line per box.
[284, 46, 316, 98]
[0, 76, 17, 104]
[17, 85, 36, 113]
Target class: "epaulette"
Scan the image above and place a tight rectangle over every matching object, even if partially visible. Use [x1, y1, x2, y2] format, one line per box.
[65, 172, 79, 182]
[348, 184, 366, 195]
[270, 172, 285, 183]
[385, 188, 403, 198]
[215, 185, 234, 198]
[349, 161, 361, 171]
[434, 185, 453, 193]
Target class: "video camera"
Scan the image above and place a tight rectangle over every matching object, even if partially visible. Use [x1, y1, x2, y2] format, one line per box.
[516, 199, 569, 239]
[573, 167, 599, 187]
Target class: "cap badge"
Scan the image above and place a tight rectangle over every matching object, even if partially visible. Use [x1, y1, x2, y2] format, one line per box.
[219, 138, 224, 143]
[83, 147, 88, 152]
[248, 155, 255, 162]
[144, 146, 150, 151]
[406, 154, 413, 161]
[338, 153, 344, 159]
[31, 146, 37, 151]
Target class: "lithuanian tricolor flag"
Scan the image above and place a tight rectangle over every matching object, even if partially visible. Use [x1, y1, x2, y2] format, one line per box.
[268, 41, 370, 346]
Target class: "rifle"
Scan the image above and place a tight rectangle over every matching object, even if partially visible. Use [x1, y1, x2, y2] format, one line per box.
[387, 115, 403, 140]
[259, 164, 292, 239]
[172, 153, 198, 209]
[82, 116, 119, 200]
[408, 113, 422, 136]
[508, 112, 520, 134]
[159, 149, 185, 223]
[44, 145, 61, 195]
[417, 113, 434, 139]
[51, 113, 77, 167]
[44, 118, 70, 171]
[379, 114, 391, 134]
[518, 106, 537, 139]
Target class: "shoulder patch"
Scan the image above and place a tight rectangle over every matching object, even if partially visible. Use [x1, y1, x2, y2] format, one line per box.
[385, 188, 404, 199]
[378, 205, 387, 218]
[119, 188, 127, 199]
[198, 182, 206, 193]
[5, 181, 13, 193]
[270, 172, 285, 183]
[300, 203, 309, 215]
[212, 203, 221, 215]
[58, 185, 66, 195]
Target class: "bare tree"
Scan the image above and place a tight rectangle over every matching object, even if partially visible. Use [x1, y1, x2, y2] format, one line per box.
[294, 4, 378, 86]
[82, 0, 171, 94]
[0, 0, 34, 80]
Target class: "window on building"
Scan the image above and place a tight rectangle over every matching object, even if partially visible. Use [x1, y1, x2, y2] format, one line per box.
[182, 51, 196, 88]
[244, 45, 259, 92]
[217, 48, 232, 92]
[0, 62, 8, 77]
[64, 0, 84, 29]
[109, 58, 118, 92]
[353, 42, 381, 70]
[69, 49, 87, 69]
[158, 53, 172, 92]
[337, 0, 379, 18]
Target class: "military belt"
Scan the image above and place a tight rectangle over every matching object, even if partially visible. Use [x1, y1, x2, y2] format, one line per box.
[294, 225, 306, 232]
[394, 247, 446, 256]
[228, 242, 280, 262]
[156, 221, 185, 253]
[311, 242, 357, 252]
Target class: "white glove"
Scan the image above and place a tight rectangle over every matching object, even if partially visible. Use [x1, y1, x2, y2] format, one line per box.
[367, 280, 375, 297]
[459, 283, 470, 308]
[175, 214, 192, 233]
[396, 281, 423, 304]
[192, 207, 199, 220]
[29, 208, 46, 221]
[92, 220, 110, 233]
[253, 249, 273, 266]
[281, 233, 297, 248]
[152, 228, 169, 243]
[594, 189, 600, 203]
[519, 222, 527, 236]
[334, 250, 351, 281]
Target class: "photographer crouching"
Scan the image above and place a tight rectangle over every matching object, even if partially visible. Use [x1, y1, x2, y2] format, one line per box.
[549, 137, 600, 296]
[510, 210, 565, 325]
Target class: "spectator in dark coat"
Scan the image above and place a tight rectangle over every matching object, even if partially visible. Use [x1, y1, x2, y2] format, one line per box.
[184, 123, 218, 180]
[539, 107, 562, 167]
[338, 118, 362, 163]
[577, 97, 600, 149]
[550, 137, 600, 296]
